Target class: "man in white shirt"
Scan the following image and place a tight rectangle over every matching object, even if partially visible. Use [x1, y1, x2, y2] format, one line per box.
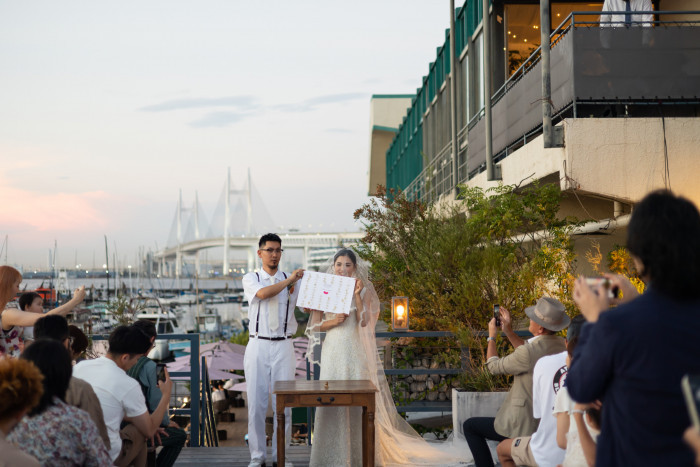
[74, 325, 173, 466]
[497, 315, 585, 467]
[243, 233, 304, 467]
[601, 0, 653, 27]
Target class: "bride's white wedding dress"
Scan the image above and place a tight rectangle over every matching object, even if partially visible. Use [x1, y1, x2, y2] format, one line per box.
[306, 252, 467, 467]
[309, 306, 369, 467]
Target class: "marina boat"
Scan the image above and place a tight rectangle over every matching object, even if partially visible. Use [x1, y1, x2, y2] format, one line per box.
[195, 306, 223, 339]
[131, 297, 187, 360]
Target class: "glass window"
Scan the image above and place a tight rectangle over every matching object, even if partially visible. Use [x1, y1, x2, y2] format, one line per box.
[552, 3, 603, 30]
[504, 4, 540, 77]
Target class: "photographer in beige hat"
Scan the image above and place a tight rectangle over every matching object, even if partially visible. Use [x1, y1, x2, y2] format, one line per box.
[462, 297, 569, 467]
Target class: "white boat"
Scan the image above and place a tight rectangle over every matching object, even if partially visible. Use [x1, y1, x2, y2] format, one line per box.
[131, 297, 187, 360]
[195, 306, 223, 338]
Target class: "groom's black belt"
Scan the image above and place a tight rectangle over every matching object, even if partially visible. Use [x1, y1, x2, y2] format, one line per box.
[252, 335, 291, 341]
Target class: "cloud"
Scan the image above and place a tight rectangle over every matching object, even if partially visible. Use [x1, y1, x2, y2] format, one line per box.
[141, 92, 367, 128]
[189, 111, 252, 128]
[139, 96, 258, 112]
[273, 92, 367, 113]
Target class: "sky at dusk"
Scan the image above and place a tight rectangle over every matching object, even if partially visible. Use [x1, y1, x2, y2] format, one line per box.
[0, 1, 450, 269]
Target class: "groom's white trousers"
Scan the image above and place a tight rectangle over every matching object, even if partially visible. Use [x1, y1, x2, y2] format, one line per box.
[244, 337, 294, 462]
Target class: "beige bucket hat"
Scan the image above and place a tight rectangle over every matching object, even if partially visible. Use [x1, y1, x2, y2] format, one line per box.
[524, 296, 571, 332]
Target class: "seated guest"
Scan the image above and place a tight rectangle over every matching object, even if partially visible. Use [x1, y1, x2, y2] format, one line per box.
[463, 298, 569, 467]
[17, 291, 44, 345]
[129, 319, 187, 467]
[567, 190, 700, 466]
[497, 314, 584, 467]
[212, 383, 228, 413]
[0, 357, 43, 467]
[553, 321, 600, 467]
[7, 339, 112, 466]
[68, 324, 89, 361]
[74, 325, 173, 466]
[33, 314, 111, 450]
[0, 264, 86, 358]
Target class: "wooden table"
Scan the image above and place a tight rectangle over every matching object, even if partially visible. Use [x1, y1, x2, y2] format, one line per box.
[273, 379, 378, 467]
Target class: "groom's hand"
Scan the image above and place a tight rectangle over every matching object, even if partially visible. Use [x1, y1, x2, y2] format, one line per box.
[289, 269, 304, 284]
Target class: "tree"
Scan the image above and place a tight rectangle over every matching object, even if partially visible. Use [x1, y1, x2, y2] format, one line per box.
[354, 182, 579, 334]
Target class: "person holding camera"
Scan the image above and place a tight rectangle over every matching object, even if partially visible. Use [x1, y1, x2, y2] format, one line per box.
[566, 190, 700, 466]
[74, 325, 173, 466]
[129, 320, 187, 467]
[462, 298, 569, 467]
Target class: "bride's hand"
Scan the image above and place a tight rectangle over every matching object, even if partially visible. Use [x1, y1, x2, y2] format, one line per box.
[354, 279, 364, 295]
[335, 314, 347, 327]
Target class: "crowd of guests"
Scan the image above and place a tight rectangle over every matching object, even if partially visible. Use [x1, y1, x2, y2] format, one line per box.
[0, 268, 186, 467]
[464, 190, 700, 467]
[3, 189, 700, 467]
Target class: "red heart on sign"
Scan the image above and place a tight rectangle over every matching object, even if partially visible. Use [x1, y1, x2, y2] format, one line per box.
[323, 291, 329, 294]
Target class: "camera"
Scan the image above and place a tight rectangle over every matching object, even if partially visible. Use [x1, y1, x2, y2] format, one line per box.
[494, 304, 501, 327]
[585, 277, 620, 299]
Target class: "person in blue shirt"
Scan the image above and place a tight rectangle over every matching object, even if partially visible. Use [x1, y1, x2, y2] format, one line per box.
[130, 320, 187, 467]
[567, 190, 700, 466]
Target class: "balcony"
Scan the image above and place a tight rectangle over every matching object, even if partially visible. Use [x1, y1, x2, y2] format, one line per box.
[467, 11, 700, 177]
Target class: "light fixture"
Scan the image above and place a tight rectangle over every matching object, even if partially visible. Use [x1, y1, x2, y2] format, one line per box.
[392, 296, 409, 332]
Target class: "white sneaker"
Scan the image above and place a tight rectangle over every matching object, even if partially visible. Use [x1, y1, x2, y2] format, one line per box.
[248, 459, 265, 467]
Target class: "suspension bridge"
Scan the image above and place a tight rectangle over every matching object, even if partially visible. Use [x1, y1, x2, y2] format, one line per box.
[153, 169, 364, 278]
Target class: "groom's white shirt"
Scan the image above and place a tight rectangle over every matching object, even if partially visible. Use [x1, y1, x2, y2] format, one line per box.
[243, 269, 299, 338]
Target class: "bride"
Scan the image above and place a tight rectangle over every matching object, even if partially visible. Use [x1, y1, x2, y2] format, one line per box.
[305, 249, 465, 466]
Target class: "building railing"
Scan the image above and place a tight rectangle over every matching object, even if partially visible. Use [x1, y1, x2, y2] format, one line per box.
[307, 329, 533, 414]
[406, 10, 700, 199]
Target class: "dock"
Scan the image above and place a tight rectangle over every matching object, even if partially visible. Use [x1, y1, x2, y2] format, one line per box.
[174, 446, 311, 466]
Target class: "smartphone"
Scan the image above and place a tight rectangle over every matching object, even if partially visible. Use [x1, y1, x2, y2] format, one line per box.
[494, 304, 501, 327]
[156, 363, 167, 383]
[585, 277, 620, 299]
[682, 374, 700, 430]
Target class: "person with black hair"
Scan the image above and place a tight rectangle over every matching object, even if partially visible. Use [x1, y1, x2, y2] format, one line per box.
[33, 315, 110, 450]
[7, 339, 112, 466]
[128, 319, 186, 467]
[17, 291, 43, 344]
[74, 325, 173, 466]
[242, 233, 304, 467]
[567, 190, 700, 466]
[68, 324, 89, 360]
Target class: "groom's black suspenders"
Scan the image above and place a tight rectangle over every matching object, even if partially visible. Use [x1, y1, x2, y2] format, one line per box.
[253, 272, 290, 340]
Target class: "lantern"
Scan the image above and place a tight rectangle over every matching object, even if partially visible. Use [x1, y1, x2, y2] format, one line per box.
[391, 296, 409, 332]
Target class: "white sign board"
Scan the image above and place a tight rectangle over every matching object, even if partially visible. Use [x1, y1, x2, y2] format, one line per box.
[296, 271, 356, 315]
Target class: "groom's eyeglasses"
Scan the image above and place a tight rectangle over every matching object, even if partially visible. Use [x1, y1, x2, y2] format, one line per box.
[260, 248, 284, 254]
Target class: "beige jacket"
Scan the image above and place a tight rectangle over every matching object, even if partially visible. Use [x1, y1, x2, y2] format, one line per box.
[66, 376, 111, 450]
[486, 334, 566, 438]
[0, 432, 40, 467]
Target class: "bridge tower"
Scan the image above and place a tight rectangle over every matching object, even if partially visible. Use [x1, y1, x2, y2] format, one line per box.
[222, 167, 255, 276]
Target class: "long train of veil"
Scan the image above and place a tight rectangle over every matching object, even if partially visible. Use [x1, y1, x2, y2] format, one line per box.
[305, 251, 470, 466]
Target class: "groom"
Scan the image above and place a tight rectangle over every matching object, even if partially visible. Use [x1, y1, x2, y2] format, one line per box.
[242, 233, 304, 467]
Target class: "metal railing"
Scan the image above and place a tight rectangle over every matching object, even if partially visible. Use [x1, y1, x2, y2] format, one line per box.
[402, 142, 455, 204]
[306, 329, 533, 414]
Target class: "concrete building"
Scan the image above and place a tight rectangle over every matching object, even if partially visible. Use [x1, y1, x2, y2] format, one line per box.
[369, 0, 700, 273]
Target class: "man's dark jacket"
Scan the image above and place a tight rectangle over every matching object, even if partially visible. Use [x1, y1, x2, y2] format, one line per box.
[567, 287, 700, 466]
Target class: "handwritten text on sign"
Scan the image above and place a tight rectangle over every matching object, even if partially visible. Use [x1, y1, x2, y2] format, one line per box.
[296, 271, 356, 315]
